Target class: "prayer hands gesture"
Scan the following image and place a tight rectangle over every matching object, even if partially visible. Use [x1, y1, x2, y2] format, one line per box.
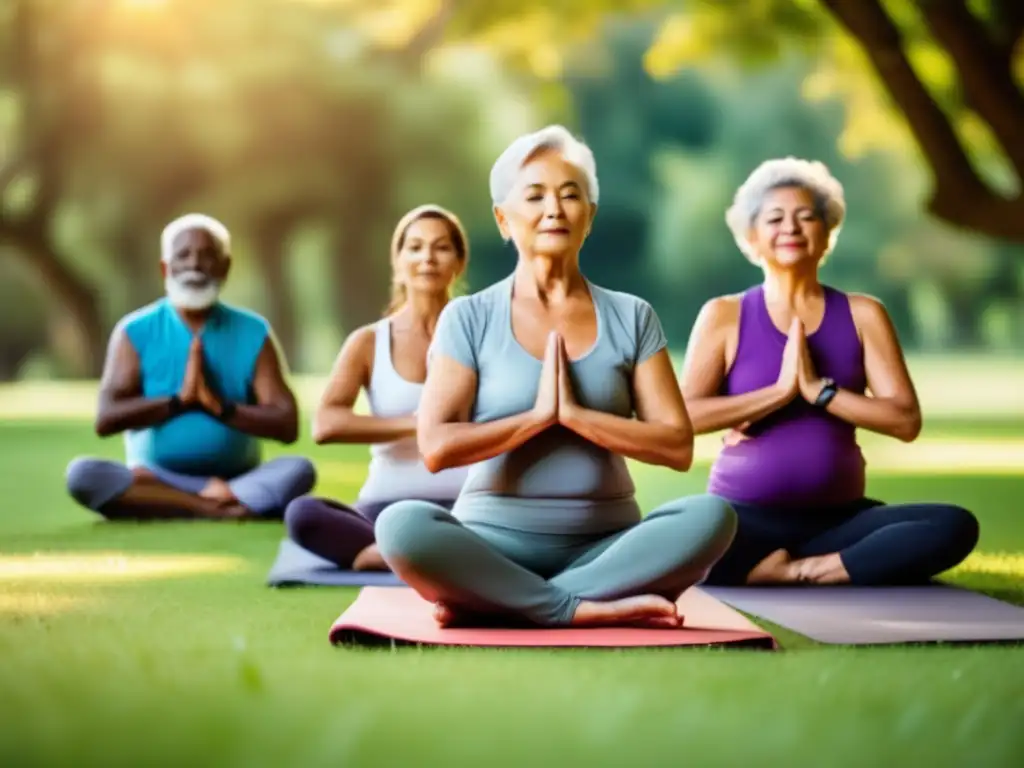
[533, 332, 560, 428]
[727, 318, 828, 448]
[532, 331, 578, 429]
[179, 336, 224, 416]
[776, 319, 803, 401]
[778, 319, 825, 404]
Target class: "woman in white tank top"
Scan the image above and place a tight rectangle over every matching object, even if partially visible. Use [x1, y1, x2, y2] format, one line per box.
[284, 206, 470, 570]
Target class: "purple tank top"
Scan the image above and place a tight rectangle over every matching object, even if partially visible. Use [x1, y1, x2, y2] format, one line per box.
[707, 285, 867, 509]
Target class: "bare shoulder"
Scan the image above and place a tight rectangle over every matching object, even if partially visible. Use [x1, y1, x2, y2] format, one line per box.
[341, 322, 379, 359]
[694, 293, 742, 335]
[847, 292, 893, 330]
[326, 322, 379, 387]
[104, 318, 139, 366]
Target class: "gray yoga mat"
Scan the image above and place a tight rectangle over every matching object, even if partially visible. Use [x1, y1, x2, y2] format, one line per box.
[266, 538, 403, 587]
[703, 585, 1024, 645]
[267, 541, 1024, 645]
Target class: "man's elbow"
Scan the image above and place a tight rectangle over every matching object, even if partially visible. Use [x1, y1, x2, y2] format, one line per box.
[94, 417, 115, 438]
[277, 412, 300, 445]
[94, 407, 117, 438]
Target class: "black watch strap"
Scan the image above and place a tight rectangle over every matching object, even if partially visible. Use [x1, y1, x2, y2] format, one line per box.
[218, 401, 237, 422]
[814, 378, 838, 408]
[168, 394, 184, 414]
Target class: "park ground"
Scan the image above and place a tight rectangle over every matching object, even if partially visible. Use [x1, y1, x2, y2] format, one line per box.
[1, 355, 1023, 767]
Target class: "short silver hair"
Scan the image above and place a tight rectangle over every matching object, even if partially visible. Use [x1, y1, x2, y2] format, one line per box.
[725, 157, 846, 264]
[160, 213, 231, 263]
[489, 125, 599, 206]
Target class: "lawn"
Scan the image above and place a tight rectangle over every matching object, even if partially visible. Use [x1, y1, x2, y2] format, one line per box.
[1, 363, 1023, 767]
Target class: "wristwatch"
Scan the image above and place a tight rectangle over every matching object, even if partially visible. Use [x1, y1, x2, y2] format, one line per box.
[218, 401, 237, 422]
[814, 378, 838, 408]
[168, 394, 184, 415]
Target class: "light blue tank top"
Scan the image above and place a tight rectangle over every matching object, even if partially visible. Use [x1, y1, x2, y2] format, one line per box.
[122, 299, 269, 478]
[429, 274, 668, 534]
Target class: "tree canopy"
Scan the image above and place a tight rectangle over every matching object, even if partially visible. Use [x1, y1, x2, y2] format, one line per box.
[0, 0, 1020, 379]
[401, 0, 1024, 242]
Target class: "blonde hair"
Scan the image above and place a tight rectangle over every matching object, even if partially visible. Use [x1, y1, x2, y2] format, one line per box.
[384, 205, 469, 316]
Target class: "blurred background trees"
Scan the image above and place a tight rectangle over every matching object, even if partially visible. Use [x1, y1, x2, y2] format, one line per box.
[1, 0, 1021, 380]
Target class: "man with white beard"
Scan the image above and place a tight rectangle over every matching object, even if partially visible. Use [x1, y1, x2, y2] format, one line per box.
[65, 214, 316, 520]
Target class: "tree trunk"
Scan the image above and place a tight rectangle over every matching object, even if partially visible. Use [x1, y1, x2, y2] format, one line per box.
[945, 291, 983, 349]
[3, 233, 106, 377]
[820, 0, 1024, 242]
[250, 217, 300, 370]
[328, 217, 392, 334]
[112, 223, 162, 312]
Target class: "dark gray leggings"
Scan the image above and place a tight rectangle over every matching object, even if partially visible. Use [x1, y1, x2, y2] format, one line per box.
[374, 494, 737, 627]
[703, 498, 980, 586]
[284, 496, 456, 568]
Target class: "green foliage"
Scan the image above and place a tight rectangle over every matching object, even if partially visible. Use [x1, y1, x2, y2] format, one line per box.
[555, 21, 1022, 348]
[439, 0, 1024, 241]
[0, 1, 1020, 378]
[0, 0, 517, 373]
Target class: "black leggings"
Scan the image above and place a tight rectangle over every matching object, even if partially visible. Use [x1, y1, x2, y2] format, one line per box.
[283, 496, 456, 569]
[703, 498, 979, 586]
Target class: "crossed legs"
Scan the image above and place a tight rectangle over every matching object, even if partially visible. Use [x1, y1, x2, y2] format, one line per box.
[374, 494, 737, 627]
[65, 456, 316, 520]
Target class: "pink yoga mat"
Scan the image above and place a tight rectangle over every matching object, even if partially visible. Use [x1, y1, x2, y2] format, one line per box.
[329, 587, 777, 649]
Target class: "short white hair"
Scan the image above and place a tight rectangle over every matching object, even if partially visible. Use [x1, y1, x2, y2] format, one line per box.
[160, 213, 231, 263]
[489, 125, 599, 206]
[725, 157, 846, 264]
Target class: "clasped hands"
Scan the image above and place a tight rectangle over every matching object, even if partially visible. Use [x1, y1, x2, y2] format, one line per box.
[178, 336, 225, 417]
[779, 317, 829, 405]
[531, 331, 582, 429]
[723, 318, 830, 447]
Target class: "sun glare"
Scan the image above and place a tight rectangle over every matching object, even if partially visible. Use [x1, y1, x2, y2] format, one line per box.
[0, 591, 91, 617]
[954, 552, 1024, 579]
[0, 552, 247, 583]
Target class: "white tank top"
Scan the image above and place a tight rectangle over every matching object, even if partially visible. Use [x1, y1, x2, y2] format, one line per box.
[357, 318, 468, 503]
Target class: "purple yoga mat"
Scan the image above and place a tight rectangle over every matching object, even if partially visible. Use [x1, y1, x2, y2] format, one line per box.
[703, 585, 1024, 645]
[266, 539, 403, 587]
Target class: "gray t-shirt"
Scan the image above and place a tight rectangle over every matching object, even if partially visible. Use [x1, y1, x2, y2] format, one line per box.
[429, 274, 668, 534]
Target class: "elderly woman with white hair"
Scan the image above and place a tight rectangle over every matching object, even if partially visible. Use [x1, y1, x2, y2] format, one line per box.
[64, 213, 315, 520]
[681, 158, 979, 586]
[373, 126, 737, 629]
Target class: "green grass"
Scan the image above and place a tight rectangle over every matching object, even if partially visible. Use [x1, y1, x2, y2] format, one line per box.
[2, 371, 1024, 766]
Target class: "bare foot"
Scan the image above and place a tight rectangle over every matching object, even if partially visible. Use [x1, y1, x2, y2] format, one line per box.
[433, 602, 456, 627]
[352, 544, 389, 571]
[214, 501, 255, 520]
[571, 595, 683, 628]
[746, 549, 795, 584]
[199, 478, 236, 504]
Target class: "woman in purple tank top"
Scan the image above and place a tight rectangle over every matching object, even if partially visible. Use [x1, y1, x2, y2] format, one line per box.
[681, 157, 978, 586]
